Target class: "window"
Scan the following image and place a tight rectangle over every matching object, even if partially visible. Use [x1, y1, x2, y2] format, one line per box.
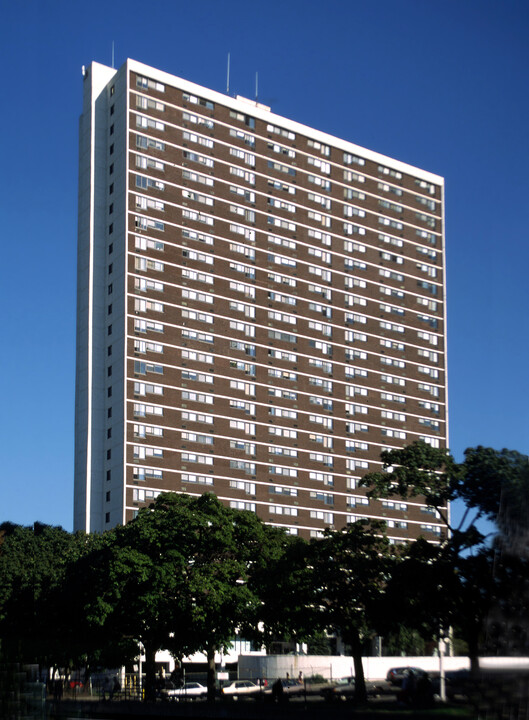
[307, 210, 331, 228]
[268, 196, 296, 213]
[379, 268, 404, 283]
[183, 189, 214, 207]
[133, 445, 163, 460]
[268, 160, 296, 176]
[230, 379, 255, 395]
[379, 217, 403, 231]
[230, 341, 256, 357]
[416, 212, 436, 229]
[181, 328, 214, 344]
[182, 473, 214, 486]
[268, 348, 297, 362]
[268, 141, 296, 159]
[308, 265, 331, 282]
[136, 135, 165, 152]
[308, 320, 332, 337]
[416, 229, 437, 246]
[229, 460, 255, 474]
[183, 452, 214, 465]
[182, 208, 214, 226]
[230, 204, 255, 222]
[183, 150, 214, 168]
[343, 153, 365, 166]
[230, 399, 255, 415]
[269, 368, 297, 381]
[181, 288, 214, 305]
[343, 169, 365, 183]
[230, 185, 256, 203]
[182, 228, 214, 245]
[181, 410, 214, 424]
[136, 115, 165, 132]
[267, 216, 296, 232]
[230, 147, 255, 166]
[229, 127, 255, 147]
[134, 360, 163, 375]
[309, 339, 332, 356]
[230, 262, 255, 279]
[136, 174, 165, 191]
[133, 382, 163, 396]
[136, 96, 165, 112]
[267, 123, 295, 139]
[268, 272, 296, 288]
[309, 414, 333, 429]
[309, 376, 333, 392]
[418, 382, 439, 397]
[183, 92, 214, 109]
[308, 358, 332, 373]
[137, 75, 165, 92]
[269, 407, 297, 420]
[182, 390, 214, 404]
[230, 300, 255, 318]
[270, 485, 298, 497]
[268, 310, 296, 325]
[379, 199, 403, 213]
[230, 223, 256, 242]
[135, 257, 164, 274]
[381, 374, 406, 387]
[230, 166, 256, 185]
[230, 419, 255, 434]
[268, 445, 298, 457]
[135, 216, 164, 232]
[269, 426, 297, 439]
[231, 110, 255, 127]
[268, 235, 296, 250]
[307, 138, 330, 156]
[308, 174, 331, 191]
[230, 439, 255, 455]
[181, 368, 213, 383]
[307, 228, 332, 245]
[135, 195, 164, 212]
[181, 268, 214, 284]
[270, 505, 298, 516]
[133, 403, 163, 417]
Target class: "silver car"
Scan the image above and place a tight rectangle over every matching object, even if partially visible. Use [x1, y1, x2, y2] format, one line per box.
[163, 681, 207, 701]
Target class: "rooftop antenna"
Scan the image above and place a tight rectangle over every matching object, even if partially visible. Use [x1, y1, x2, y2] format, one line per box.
[255, 72, 258, 103]
[111, 41, 115, 69]
[226, 52, 230, 94]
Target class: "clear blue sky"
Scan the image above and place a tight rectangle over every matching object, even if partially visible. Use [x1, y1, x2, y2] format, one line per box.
[1, 0, 528, 531]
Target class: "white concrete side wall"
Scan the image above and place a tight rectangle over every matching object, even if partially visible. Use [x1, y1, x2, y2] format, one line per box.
[238, 655, 529, 681]
[74, 62, 117, 532]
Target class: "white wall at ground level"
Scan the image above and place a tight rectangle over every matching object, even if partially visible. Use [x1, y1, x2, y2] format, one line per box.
[239, 655, 529, 681]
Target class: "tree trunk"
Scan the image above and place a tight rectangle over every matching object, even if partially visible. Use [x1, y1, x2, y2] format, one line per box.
[206, 645, 216, 702]
[350, 632, 367, 703]
[468, 630, 480, 677]
[144, 645, 157, 702]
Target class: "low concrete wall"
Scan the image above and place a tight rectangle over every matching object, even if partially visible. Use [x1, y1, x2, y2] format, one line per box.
[238, 655, 529, 681]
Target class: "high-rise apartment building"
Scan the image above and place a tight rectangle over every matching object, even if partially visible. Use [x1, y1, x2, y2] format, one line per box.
[75, 59, 447, 540]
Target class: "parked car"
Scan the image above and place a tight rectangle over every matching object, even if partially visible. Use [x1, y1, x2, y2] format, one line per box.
[264, 678, 304, 700]
[386, 666, 424, 686]
[221, 680, 261, 699]
[432, 669, 471, 700]
[162, 681, 207, 701]
[321, 676, 383, 701]
[322, 677, 356, 702]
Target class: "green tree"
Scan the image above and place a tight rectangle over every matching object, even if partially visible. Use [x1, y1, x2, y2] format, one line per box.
[359, 441, 529, 673]
[310, 521, 394, 703]
[245, 533, 316, 653]
[78, 492, 285, 701]
[0, 522, 91, 670]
